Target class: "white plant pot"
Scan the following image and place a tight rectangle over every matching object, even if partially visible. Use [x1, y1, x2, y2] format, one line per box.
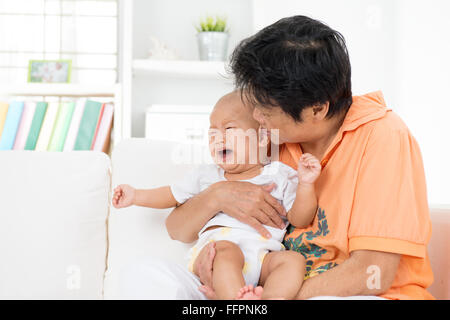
[197, 32, 229, 61]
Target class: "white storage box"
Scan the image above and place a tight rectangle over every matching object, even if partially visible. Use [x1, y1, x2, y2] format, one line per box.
[145, 105, 212, 144]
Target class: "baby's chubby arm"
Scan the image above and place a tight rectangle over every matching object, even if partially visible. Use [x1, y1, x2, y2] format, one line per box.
[286, 153, 321, 228]
[112, 184, 179, 209]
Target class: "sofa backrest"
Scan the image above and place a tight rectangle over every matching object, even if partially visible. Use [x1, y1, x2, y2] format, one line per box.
[427, 207, 450, 299]
[0, 150, 110, 299]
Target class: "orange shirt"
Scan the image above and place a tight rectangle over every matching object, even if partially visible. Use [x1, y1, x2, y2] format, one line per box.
[281, 91, 434, 300]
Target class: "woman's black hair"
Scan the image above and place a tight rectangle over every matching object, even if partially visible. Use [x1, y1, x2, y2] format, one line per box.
[230, 15, 353, 122]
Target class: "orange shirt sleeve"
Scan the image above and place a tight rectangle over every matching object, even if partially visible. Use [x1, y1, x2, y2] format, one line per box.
[348, 114, 432, 258]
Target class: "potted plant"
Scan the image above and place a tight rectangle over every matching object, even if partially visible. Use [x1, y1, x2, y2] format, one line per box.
[195, 16, 229, 61]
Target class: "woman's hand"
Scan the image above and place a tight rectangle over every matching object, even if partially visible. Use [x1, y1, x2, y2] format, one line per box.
[211, 180, 287, 238]
[112, 184, 136, 209]
[166, 180, 287, 243]
[196, 242, 217, 299]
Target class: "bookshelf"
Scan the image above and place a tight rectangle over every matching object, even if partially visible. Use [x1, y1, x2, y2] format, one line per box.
[0, 83, 128, 153]
[0, 0, 254, 153]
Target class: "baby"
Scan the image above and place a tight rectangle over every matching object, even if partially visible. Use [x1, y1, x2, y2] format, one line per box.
[112, 91, 321, 300]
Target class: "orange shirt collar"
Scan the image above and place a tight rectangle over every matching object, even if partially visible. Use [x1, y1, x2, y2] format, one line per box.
[341, 90, 389, 131]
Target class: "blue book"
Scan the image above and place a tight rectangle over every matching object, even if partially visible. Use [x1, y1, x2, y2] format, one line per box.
[0, 101, 24, 150]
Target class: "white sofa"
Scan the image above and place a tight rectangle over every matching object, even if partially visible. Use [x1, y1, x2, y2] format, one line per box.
[0, 138, 448, 299]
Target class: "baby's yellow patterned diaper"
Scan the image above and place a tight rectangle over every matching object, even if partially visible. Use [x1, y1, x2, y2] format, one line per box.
[186, 227, 285, 286]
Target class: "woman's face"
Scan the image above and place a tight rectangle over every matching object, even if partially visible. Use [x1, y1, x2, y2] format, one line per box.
[252, 105, 320, 145]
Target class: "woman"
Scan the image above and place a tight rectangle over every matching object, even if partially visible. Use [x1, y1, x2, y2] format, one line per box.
[165, 15, 433, 300]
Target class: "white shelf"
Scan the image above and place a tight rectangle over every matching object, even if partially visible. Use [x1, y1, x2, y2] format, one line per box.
[132, 59, 230, 79]
[0, 83, 120, 97]
[146, 104, 213, 114]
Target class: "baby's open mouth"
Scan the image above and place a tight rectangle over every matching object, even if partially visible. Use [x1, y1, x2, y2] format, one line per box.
[217, 148, 233, 162]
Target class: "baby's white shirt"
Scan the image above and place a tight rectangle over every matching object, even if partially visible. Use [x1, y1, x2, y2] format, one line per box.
[170, 161, 298, 242]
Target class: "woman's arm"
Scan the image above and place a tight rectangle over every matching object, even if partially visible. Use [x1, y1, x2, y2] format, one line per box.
[296, 250, 401, 299]
[166, 181, 287, 243]
[196, 246, 401, 299]
[165, 183, 221, 243]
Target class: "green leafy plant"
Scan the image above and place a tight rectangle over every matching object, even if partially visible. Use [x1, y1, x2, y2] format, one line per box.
[195, 15, 228, 33]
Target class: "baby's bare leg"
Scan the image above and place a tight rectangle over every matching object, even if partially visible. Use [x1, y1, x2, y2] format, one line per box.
[259, 251, 306, 299]
[194, 240, 245, 300]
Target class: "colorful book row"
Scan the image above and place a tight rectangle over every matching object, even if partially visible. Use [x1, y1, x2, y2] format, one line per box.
[0, 99, 114, 153]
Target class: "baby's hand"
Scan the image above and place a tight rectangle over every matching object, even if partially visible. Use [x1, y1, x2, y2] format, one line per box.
[112, 184, 136, 209]
[297, 153, 321, 185]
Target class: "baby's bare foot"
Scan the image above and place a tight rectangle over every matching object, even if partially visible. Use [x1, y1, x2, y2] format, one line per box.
[236, 285, 264, 300]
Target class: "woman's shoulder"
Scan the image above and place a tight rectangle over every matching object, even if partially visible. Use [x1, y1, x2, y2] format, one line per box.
[359, 110, 420, 158]
[361, 111, 415, 151]
[365, 110, 411, 136]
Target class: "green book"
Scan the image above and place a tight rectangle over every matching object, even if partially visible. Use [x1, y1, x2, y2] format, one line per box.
[74, 100, 102, 150]
[48, 101, 76, 151]
[24, 102, 48, 150]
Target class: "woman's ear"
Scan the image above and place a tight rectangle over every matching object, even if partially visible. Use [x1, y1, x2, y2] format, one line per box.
[311, 102, 329, 121]
[258, 127, 270, 148]
[258, 128, 272, 165]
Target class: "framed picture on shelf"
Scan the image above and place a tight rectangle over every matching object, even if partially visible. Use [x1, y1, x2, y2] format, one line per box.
[28, 60, 72, 83]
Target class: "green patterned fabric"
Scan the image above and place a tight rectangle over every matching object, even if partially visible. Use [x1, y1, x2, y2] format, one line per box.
[283, 207, 338, 279]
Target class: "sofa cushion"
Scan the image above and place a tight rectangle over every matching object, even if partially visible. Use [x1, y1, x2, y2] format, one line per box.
[0, 150, 111, 299]
[104, 138, 198, 299]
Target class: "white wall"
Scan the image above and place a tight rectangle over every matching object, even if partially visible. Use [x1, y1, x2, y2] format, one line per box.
[133, 0, 254, 61]
[392, 0, 450, 205]
[251, 0, 450, 204]
[131, 0, 252, 137]
[252, 0, 398, 106]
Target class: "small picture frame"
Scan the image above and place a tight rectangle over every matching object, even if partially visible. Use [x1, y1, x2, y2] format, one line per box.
[28, 60, 72, 83]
